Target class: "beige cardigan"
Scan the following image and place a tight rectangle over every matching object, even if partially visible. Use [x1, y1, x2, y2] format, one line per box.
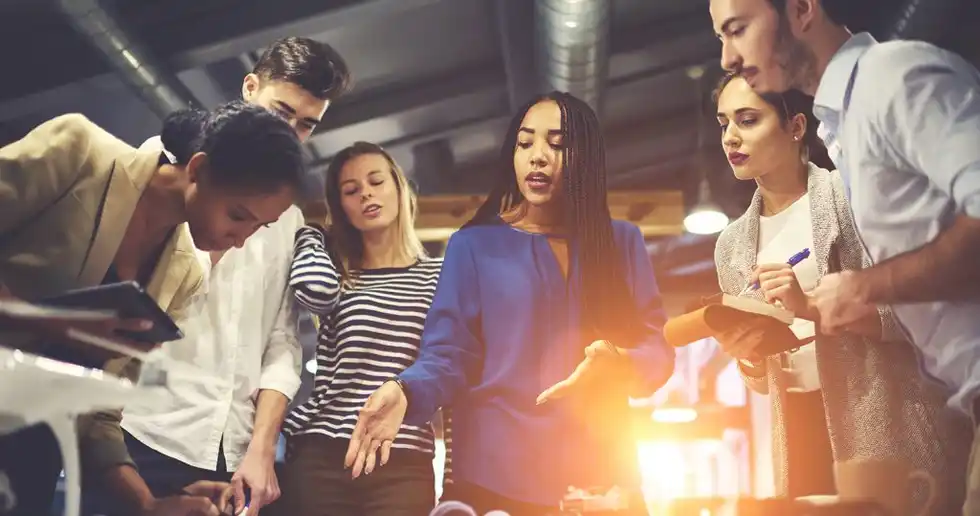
[714, 163, 971, 514]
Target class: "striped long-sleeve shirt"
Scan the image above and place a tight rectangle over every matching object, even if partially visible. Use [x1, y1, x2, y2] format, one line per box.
[282, 226, 443, 455]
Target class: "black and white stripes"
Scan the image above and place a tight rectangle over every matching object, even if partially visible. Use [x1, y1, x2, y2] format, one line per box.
[283, 226, 443, 454]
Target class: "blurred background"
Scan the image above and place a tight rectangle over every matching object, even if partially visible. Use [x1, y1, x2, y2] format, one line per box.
[3, 0, 976, 513]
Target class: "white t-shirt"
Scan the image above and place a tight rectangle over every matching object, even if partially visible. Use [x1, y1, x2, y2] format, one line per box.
[757, 193, 820, 392]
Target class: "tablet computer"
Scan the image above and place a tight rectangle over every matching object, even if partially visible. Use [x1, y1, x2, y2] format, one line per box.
[40, 281, 184, 344]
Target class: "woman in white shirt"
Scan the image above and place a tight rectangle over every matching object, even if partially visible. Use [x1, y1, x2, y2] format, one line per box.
[712, 73, 971, 512]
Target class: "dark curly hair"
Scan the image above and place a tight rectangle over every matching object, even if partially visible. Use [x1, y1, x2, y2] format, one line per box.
[161, 100, 306, 194]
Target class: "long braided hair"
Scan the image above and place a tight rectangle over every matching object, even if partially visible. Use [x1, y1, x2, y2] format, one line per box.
[467, 91, 641, 349]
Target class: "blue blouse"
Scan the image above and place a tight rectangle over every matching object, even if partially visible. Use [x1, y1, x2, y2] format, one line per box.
[398, 218, 674, 505]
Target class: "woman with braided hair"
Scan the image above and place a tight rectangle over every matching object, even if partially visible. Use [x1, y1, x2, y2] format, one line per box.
[344, 92, 675, 515]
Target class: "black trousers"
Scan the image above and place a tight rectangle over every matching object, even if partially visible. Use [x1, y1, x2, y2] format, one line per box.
[124, 431, 231, 498]
[273, 434, 435, 516]
[82, 431, 233, 515]
[0, 423, 62, 516]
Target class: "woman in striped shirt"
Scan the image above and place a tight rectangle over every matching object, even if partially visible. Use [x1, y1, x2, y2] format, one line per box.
[276, 141, 443, 515]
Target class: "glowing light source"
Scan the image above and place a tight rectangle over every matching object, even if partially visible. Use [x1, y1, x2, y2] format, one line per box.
[684, 207, 729, 235]
[652, 407, 699, 424]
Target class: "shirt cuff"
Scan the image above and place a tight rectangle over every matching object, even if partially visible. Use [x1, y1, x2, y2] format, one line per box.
[257, 375, 302, 402]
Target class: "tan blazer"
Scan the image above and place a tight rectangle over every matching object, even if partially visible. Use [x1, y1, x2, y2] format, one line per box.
[0, 113, 204, 474]
[714, 164, 971, 513]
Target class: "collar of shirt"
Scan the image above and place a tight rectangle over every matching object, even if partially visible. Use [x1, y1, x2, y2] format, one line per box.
[812, 32, 878, 133]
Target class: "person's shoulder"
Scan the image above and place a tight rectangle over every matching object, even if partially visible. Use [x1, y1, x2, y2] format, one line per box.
[447, 222, 505, 246]
[416, 255, 445, 273]
[715, 208, 750, 258]
[610, 219, 641, 236]
[35, 113, 107, 147]
[862, 39, 971, 80]
[608, 219, 645, 247]
[21, 114, 129, 171]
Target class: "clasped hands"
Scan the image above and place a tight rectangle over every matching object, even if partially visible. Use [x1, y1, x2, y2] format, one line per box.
[343, 340, 625, 479]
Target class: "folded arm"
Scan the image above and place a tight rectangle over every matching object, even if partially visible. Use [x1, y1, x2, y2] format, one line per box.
[288, 226, 342, 315]
[398, 233, 483, 427]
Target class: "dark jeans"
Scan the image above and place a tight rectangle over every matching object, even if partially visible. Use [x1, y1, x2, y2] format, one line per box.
[124, 431, 231, 498]
[82, 431, 232, 516]
[273, 433, 435, 516]
[0, 423, 62, 516]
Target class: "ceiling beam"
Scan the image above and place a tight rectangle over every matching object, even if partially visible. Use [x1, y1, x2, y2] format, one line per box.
[168, 0, 448, 70]
[414, 190, 685, 242]
[312, 60, 506, 135]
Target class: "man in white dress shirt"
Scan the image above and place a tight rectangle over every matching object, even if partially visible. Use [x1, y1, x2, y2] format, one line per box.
[107, 37, 351, 516]
[710, 0, 980, 511]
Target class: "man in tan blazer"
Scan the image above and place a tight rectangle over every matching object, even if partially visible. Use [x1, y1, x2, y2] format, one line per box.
[0, 101, 304, 515]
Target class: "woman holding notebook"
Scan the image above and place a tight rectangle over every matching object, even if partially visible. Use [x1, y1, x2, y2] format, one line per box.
[712, 72, 969, 511]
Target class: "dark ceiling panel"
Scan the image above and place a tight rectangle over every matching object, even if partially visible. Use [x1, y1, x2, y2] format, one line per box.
[115, 0, 364, 55]
[0, 7, 110, 101]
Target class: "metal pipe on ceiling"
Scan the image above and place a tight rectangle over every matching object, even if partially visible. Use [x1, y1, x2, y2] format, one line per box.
[56, 0, 200, 119]
[534, 0, 612, 115]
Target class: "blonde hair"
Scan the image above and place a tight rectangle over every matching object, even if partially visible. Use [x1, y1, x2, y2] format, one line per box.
[323, 141, 426, 286]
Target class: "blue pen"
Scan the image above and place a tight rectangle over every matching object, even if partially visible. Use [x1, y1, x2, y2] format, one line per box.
[739, 248, 811, 295]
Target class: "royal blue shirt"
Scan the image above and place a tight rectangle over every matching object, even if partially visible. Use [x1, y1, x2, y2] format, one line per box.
[398, 218, 674, 505]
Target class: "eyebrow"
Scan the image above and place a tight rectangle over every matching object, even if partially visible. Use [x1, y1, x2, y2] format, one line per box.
[274, 100, 321, 125]
[716, 107, 758, 118]
[518, 127, 564, 137]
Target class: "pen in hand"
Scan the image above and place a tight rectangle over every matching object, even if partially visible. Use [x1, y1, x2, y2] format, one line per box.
[737, 248, 811, 296]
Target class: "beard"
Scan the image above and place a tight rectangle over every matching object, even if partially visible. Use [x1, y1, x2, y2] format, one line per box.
[771, 15, 818, 93]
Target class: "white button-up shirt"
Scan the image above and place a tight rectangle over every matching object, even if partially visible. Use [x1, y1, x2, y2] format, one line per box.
[121, 136, 303, 471]
[813, 33, 980, 414]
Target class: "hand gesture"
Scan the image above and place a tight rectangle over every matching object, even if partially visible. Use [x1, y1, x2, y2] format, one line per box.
[536, 340, 622, 405]
[345, 381, 408, 478]
[752, 263, 811, 318]
[811, 271, 876, 335]
[230, 447, 280, 515]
